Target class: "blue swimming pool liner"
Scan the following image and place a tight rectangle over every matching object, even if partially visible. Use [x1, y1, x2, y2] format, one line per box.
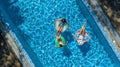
[1, 0, 120, 66]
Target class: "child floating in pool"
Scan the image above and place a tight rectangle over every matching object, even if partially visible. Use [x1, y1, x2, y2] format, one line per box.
[72, 22, 90, 45]
[55, 34, 68, 48]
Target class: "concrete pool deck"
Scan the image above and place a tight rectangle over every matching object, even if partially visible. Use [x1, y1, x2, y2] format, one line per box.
[95, 0, 120, 47]
[0, 29, 22, 66]
[88, 0, 120, 61]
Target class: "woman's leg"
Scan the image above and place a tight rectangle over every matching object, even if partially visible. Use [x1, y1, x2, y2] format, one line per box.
[77, 26, 85, 35]
[80, 22, 86, 34]
[81, 26, 85, 35]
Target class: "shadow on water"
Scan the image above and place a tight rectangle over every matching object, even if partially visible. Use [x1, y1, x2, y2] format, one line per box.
[77, 42, 90, 56]
[62, 46, 72, 57]
[62, 31, 74, 43]
[0, 0, 24, 26]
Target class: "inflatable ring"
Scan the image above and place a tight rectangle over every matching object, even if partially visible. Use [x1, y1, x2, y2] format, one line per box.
[55, 36, 66, 47]
[75, 34, 90, 45]
[54, 18, 69, 32]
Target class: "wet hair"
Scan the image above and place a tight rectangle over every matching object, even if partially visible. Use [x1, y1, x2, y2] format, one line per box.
[61, 18, 67, 23]
[59, 44, 63, 47]
[58, 38, 62, 42]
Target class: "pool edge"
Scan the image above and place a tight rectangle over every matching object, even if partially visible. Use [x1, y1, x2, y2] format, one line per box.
[0, 4, 35, 67]
[81, 0, 120, 64]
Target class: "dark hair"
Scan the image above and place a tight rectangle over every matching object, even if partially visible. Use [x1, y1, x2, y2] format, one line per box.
[59, 44, 63, 47]
[61, 18, 66, 22]
[58, 38, 62, 41]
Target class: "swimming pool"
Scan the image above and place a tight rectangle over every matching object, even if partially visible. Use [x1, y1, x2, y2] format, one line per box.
[1, 0, 120, 67]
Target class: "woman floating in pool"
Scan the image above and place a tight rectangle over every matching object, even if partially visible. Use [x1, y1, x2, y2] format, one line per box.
[55, 34, 68, 48]
[54, 18, 69, 36]
[72, 22, 90, 45]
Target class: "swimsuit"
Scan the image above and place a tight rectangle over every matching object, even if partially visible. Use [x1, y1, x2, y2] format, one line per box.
[77, 38, 84, 45]
[76, 34, 85, 45]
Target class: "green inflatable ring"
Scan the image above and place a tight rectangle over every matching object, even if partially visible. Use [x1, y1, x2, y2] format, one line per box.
[55, 36, 66, 47]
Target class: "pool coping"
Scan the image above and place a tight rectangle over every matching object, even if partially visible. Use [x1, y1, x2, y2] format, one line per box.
[88, 0, 120, 49]
[82, 0, 120, 61]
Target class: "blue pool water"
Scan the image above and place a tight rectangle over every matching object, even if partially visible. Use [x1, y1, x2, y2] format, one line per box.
[1, 0, 120, 67]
